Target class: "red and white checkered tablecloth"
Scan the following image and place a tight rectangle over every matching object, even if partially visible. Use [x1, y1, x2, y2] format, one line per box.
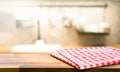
[51, 46, 120, 70]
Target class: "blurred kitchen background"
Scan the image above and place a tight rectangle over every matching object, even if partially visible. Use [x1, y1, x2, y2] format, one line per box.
[0, 0, 120, 46]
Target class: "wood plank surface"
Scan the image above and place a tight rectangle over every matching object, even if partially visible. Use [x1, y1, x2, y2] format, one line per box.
[0, 45, 120, 72]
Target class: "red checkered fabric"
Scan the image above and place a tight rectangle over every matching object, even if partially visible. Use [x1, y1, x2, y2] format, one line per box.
[51, 46, 120, 70]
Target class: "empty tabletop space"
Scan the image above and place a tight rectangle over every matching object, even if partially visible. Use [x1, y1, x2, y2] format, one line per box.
[0, 53, 119, 71]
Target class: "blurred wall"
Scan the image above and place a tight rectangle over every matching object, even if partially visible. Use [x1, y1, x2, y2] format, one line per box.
[39, 1, 120, 46]
[0, 0, 120, 46]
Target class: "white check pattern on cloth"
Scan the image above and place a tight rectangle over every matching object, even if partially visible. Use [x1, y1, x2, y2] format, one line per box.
[51, 46, 120, 70]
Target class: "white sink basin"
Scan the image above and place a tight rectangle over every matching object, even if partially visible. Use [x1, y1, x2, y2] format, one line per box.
[11, 44, 61, 53]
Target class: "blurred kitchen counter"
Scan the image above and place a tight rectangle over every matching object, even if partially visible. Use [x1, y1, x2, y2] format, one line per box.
[61, 44, 120, 49]
[0, 44, 120, 53]
[0, 45, 14, 53]
[0, 44, 88, 53]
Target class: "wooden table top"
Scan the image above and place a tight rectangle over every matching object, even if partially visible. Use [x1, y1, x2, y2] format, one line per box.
[0, 53, 70, 68]
[0, 53, 119, 72]
[0, 45, 120, 72]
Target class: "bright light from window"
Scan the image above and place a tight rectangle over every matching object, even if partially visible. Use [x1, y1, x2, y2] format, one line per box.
[15, 7, 40, 20]
[0, 1, 40, 7]
[0, 1, 40, 20]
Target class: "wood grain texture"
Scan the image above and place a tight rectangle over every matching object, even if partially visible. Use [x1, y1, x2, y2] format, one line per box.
[0, 45, 120, 72]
